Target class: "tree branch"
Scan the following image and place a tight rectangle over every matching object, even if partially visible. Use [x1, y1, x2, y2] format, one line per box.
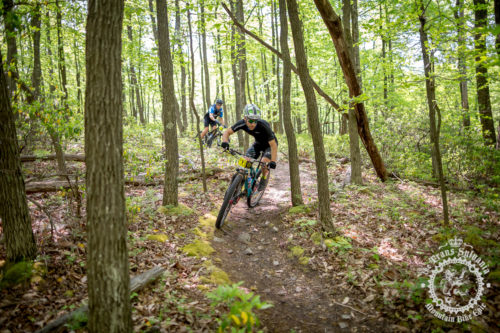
[221, 2, 340, 111]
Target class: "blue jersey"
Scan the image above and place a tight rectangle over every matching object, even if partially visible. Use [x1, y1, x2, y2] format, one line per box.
[208, 104, 224, 118]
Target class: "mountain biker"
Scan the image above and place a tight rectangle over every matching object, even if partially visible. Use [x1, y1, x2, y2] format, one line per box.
[200, 99, 226, 140]
[221, 104, 277, 191]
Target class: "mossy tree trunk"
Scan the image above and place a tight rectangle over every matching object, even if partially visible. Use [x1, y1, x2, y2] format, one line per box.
[157, 0, 179, 206]
[0, 50, 37, 263]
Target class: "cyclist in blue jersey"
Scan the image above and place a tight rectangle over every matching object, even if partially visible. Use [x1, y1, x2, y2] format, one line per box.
[200, 99, 226, 140]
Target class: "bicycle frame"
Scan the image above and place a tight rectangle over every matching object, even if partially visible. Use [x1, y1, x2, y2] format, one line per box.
[228, 149, 266, 199]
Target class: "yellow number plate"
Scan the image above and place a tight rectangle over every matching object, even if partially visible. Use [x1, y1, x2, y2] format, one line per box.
[238, 157, 251, 168]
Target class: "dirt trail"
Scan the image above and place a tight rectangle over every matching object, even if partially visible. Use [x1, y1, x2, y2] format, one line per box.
[212, 163, 386, 332]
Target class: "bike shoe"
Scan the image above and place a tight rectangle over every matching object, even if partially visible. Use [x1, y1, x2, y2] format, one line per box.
[258, 177, 268, 191]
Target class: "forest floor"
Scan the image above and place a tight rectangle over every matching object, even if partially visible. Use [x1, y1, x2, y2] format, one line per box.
[0, 128, 499, 332]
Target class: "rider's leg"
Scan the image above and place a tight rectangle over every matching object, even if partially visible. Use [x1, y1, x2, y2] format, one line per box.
[200, 126, 209, 139]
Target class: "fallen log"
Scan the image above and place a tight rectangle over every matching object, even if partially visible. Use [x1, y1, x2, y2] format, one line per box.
[25, 178, 162, 193]
[25, 168, 226, 193]
[34, 266, 166, 333]
[21, 154, 85, 162]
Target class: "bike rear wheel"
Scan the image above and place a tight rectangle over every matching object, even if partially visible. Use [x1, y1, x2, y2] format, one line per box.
[216, 174, 244, 229]
[206, 132, 215, 148]
[247, 170, 267, 208]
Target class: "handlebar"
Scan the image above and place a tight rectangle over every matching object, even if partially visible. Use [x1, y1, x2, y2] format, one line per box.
[223, 148, 268, 167]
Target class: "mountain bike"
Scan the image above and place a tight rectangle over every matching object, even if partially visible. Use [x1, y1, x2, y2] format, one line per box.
[215, 148, 270, 229]
[205, 124, 225, 148]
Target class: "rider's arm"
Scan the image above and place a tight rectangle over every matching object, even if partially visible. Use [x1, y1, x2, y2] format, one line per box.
[222, 128, 234, 143]
[208, 106, 216, 121]
[269, 139, 278, 162]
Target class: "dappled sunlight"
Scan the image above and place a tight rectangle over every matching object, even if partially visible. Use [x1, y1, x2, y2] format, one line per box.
[378, 237, 404, 262]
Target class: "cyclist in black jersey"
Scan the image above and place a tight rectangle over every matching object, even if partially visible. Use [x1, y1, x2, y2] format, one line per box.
[221, 104, 278, 190]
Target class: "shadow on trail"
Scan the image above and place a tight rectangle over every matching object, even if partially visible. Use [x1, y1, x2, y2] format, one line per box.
[212, 164, 386, 332]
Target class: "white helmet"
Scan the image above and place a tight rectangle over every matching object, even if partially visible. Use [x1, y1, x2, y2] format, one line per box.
[243, 104, 261, 120]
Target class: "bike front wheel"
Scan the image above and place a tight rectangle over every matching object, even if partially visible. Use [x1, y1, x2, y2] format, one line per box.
[216, 174, 244, 229]
[247, 170, 267, 208]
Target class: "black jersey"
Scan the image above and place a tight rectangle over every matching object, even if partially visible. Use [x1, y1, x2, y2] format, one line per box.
[231, 119, 277, 147]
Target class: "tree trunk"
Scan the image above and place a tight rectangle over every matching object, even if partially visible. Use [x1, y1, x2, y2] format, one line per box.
[236, 0, 249, 151]
[230, 0, 244, 149]
[175, 0, 188, 132]
[495, 0, 500, 60]
[342, 0, 362, 185]
[0, 50, 37, 263]
[157, 0, 179, 206]
[455, 0, 470, 129]
[32, 4, 42, 100]
[271, 0, 279, 133]
[287, 0, 333, 231]
[74, 37, 83, 113]
[279, 0, 303, 206]
[473, 0, 497, 146]
[418, 1, 449, 226]
[127, 26, 145, 125]
[56, 0, 69, 106]
[2, 0, 18, 97]
[200, 0, 211, 106]
[85, 0, 131, 330]
[380, 4, 388, 110]
[216, 31, 227, 122]
[274, 0, 284, 134]
[187, 6, 207, 192]
[313, 0, 388, 181]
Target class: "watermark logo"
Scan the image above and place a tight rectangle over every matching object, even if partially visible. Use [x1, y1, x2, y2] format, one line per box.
[419, 237, 490, 323]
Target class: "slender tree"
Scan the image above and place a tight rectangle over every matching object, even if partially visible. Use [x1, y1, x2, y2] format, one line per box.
[85, 0, 131, 330]
[418, 0, 449, 226]
[473, 0, 496, 146]
[0, 50, 37, 263]
[279, 0, 303, 206]
[495, 0, 500, 60]
[188, 5, 207, 192]
[342, 0, 362, 185]
[455, 0, 470, 129]
[230, 0, 244, 149]
[200, 0, 211, 106]
[174, 0, 188, 132]
[56, 0, 69, 106]
[157, 0, 179, 206]
[287, 0, 333, 231]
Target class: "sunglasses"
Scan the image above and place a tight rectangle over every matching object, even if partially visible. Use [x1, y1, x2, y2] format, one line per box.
[246, 118, 257, 124]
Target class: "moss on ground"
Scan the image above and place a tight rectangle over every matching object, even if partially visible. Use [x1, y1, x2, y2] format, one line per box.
[290, 246, 305, 257]
[310, 232, 322, 245]
[157, 203, 194, 217]
[0, 261, 33, 289]
[182, 240, 215, 258]
[288, 205, 311, 215]
[147, 234, 168, 242]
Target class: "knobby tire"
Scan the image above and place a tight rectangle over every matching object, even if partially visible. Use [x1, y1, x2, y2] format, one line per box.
[216, 173, 243, 229]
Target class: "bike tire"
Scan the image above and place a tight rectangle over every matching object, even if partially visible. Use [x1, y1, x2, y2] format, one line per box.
[206, 133, 214, 148]
[216, 133, 222, 147]
[216, 174, 244, 229]
[247, 170, 267, 208]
